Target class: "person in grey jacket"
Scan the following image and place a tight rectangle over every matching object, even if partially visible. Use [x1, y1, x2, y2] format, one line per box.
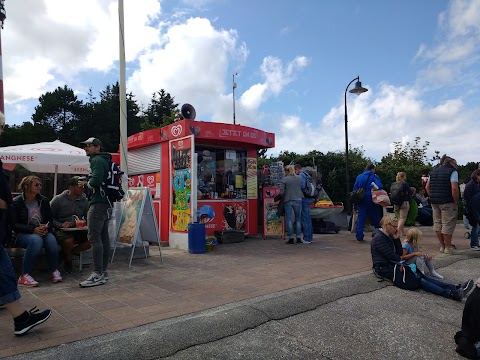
[280, 165, 305, 244]
[50, 176, 90, 273]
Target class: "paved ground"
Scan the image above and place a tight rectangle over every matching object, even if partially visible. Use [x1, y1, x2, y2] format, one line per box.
[1, 224, 479, 359]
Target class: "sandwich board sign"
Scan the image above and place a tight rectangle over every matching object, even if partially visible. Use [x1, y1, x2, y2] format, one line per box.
[111, 187, 163, 268]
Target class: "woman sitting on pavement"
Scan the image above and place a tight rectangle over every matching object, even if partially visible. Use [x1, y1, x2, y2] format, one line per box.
[10, 175, 62, 286]
[371, 214, 472, 301]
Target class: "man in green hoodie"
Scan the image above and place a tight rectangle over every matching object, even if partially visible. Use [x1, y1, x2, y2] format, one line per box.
[78, 137, 112, 287]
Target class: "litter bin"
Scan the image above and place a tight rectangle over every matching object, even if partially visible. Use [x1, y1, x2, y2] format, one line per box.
[188, 223, 206, 254]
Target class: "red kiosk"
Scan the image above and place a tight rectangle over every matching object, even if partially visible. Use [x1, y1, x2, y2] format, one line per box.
[124, 119, 275, 249]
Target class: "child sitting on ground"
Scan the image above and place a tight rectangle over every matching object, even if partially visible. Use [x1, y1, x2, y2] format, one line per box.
[402, 228, 443, 279]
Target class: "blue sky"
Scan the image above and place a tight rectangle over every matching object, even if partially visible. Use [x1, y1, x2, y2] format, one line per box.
[2, 0, 480, 164]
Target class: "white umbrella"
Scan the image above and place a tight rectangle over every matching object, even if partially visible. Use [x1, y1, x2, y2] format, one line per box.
[0, 140, 90, 194]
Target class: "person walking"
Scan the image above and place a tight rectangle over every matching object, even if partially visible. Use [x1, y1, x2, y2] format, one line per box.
[425, 156, 459, 254]
[79, 137, 112, 287]
[352, 163, 383, 243]
[294, 164, 314, 243]
[464, 169, 480, 251]
[280, 165, 304, 244]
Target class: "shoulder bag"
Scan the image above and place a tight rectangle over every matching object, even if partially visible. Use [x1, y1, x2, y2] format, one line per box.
[349, 174, 372, 205]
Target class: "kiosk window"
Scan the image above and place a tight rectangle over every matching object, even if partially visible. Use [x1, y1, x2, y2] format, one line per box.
[196, 147, 246, 199]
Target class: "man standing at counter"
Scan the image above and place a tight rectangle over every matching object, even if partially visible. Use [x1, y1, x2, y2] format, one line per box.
[294, 164, 314, 244]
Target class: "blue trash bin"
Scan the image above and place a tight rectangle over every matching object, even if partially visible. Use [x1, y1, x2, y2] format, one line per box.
[188, 223, 206, 254]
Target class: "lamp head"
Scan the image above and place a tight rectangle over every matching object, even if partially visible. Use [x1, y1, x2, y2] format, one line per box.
[349, 80, 368, 96]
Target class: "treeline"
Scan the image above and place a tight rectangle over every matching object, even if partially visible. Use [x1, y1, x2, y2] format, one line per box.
[1, 84, 179, 152]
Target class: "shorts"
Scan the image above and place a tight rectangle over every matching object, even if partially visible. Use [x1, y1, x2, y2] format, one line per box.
[55, 230, 88, 245]
[394, 201, 410, 221]
[432, 203, 457, 235]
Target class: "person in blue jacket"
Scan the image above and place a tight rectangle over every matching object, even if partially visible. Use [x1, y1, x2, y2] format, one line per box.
[353, 163, 383, 243]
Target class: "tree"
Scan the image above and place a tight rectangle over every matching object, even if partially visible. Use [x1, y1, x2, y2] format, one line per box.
[31, 85, 83, 140]
[376, 137, 434, 191]
[141, 89, 179, 130]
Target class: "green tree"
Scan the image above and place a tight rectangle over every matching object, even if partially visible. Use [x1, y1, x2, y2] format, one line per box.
[376, 137, 433, 191]
[31, 85, 83, 140]
[141, 89, 179, 130]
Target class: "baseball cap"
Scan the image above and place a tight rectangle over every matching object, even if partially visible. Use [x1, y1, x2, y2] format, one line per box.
[80, 137, 103, 148]
[67, 176, 81, 186]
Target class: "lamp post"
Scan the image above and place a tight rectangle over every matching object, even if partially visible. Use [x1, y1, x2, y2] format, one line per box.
[344, 76, 368, 214]
[232, 72, 237, 124]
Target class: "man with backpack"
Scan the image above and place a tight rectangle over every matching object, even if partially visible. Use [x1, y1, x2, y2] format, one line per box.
[78, 137, 111, 287]
[352, 163, 383, 243]
[294, 164, 315, 243]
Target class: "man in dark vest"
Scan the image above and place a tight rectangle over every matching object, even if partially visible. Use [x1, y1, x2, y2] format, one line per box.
[426, 156, 459, 254]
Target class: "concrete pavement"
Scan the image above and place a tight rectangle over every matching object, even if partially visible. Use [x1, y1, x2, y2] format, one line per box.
[1, 224, 479, 359]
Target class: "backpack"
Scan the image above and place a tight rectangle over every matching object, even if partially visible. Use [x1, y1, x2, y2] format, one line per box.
[302, 171, 319, 198]
[104, 161, 125, 205]
[390, 182, 409, 206]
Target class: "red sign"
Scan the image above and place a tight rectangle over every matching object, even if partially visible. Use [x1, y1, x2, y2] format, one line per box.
[197, 200, 249, 236]
[128, 172, 160, 196]
[127, 120, 275, 150]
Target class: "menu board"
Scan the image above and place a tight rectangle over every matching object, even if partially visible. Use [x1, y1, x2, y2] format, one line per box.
[246, 157, 257, 199]
[263, 186, 284, 238]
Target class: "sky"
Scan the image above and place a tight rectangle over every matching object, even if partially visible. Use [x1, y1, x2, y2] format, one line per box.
[2, 0, 480, 165]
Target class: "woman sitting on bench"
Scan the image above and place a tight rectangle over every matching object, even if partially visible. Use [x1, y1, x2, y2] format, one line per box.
[10, 175, 62, 287]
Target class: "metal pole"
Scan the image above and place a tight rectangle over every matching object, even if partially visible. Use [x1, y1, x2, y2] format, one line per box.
[344, 76, 359, 215]
[232, 73, 237, 125]
[118, 0, 128, 192]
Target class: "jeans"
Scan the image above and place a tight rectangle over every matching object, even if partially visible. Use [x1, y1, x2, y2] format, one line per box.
[284, 199, 302, 239]
[356, 200, 381, 241]
[0, 245, 21, 306]
[470, 225, 479, 248]
[15, 232, 58, 274]
[419, 273, 456, 298]
[87, 203, 111, 273]
[301, 197, 314, 241]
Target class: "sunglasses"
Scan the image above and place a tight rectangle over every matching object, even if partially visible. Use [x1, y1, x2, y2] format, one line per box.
[33, 183, 42, 187]
[83, 144, 95, 148]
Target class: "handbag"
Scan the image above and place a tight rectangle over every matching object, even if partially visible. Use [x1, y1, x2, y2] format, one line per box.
[349, 174, 372, 205]
[392, 263, 421, 290]
[371, 189, 391, 207]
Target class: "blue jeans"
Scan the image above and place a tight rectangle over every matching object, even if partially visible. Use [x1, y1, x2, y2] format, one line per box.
[419, 274, 456, 298]
[285, 200, 302, 239]
[356, 200, 381, 241]
[301, 197, 315, 241]
[87, 203, 111, 273]
[471, 225, 479, 248]
[15, 232, 58, 274]
[0, 245, 21, 306]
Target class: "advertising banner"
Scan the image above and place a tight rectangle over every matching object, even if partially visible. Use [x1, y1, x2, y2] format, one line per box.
[197, 200, 248, 236]
[246, 157, 257, 199]
[170, 136, 192, 232]
[263, 186, 284, 238]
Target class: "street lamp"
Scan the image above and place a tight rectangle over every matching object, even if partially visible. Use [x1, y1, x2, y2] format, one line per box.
[232, 72, 237, 124]
[344, 76, 368, 214]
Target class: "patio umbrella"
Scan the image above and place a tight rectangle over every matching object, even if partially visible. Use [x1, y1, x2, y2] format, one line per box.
[0, 140, 89, 195]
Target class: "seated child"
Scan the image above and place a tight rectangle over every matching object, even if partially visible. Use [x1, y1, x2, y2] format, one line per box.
[402, 228, 443, 279]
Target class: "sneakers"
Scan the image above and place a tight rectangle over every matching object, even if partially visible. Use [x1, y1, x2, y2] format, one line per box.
[430, 271, 443, 279]
[356, 240, 366, 244]
[439, 246, 445, 253]
[79, 272, 106, 287]
[52, 270, 63, 283]
[18, 274, 39, 287]
[470, 246, 480, 251]
[444, 247, 454, 255]
[461, 279, 474, 294]
[297, 238, 312, 244]
[451, 288, 464, 301]
[103, 271, 109, 281]
[296, 238, 303, 244]
[14, 307, 52, 336]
